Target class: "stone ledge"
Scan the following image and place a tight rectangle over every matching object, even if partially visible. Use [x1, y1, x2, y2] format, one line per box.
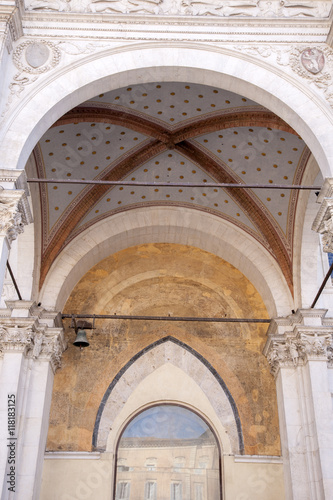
[234, 454, 283, 464]
[44, 451, 101, 459]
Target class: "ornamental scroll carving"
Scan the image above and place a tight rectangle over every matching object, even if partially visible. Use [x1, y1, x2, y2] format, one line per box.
[266, 332, 333, 375]
[0, 191, 32, 243]
[37, 333, 66, 371]
[0, 325, 34, 352]
[233, 44, 333, 109]
[30, 329, 66, 371]
[0, 200, 24, 242]
[24, 0, 333, 17]
[312, 197, 333, 254]
[1, 41, 61, 119]
[0, 324, 66, 371]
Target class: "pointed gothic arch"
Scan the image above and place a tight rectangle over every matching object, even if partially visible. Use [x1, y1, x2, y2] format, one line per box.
[93, 336, 244, 455]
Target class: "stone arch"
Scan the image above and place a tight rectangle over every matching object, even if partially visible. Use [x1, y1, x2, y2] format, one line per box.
[2, 43, 333, 178]
[39, 206, 293, 317]
[93, 336, 244, 455]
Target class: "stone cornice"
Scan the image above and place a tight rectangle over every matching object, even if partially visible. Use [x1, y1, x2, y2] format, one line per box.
[0, 169, 29, 193]
[0, 4, 23, 54]
[317, 177, 333, 202]
[266, 308, 328, 335]
[20, 11, 331, 44]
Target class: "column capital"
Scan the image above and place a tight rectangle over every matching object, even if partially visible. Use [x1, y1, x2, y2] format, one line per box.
[30, 328, 66, 372]
[0, 189, 32, 244]
[0, 323, 33, 354]
[0, 308, 67, 371]
[264, 309, 333, 376]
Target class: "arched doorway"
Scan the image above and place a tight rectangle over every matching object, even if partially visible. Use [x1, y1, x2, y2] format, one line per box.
[114, 404, 221, 500]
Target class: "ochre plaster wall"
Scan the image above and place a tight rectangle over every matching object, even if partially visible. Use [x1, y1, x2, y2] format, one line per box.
[47, 244, 280, 456]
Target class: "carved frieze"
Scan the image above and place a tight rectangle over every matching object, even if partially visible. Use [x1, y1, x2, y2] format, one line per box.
[23, 0, 333, 17]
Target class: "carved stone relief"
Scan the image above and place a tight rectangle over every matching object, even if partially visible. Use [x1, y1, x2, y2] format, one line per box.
[0, 325, 34, 352]
[0, 191, 32, 243]
[266, 331, 333, 375]
[0, 322, 66, 371]
[0, 199, 25, 242]
[1, 40, 61, 118]
[300, 47, 325, 75]
[233, 44, 333, 109]
[312, 198, 333, 254]
[23, 0, 333, 17]
[38, 333, 65, 371]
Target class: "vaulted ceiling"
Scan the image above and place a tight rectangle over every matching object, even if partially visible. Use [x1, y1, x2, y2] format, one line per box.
[32, 81, 314, 293]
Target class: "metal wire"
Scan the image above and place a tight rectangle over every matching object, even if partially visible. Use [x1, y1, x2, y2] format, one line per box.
[27, 178, 321, 190]
[62, 313, 271, 323]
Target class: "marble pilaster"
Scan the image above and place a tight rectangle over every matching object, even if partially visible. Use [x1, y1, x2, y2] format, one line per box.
[264, 309, 333, 500]
[0, 302, 66, 500]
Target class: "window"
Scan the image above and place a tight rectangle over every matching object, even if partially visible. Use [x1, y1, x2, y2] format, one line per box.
[145, 481, 157, 500]
[194, 483, 204, 500]
[173, 456, 185, 472]
[145, 457, 157, 471]
[116, 481, 130, 500]
[171, 482, 182, 500]
[114, 405, 221, 500]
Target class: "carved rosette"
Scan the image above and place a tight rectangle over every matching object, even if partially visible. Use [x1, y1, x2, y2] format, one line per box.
[0, 190, 32, 243]
[0, 325, 34, 353]
[266, 331, 333, 375]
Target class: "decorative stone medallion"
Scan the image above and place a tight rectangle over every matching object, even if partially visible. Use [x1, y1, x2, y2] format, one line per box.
[13, 40, 61, 74]
[25, 42, 50, 69]
[300, 47, 325, 74]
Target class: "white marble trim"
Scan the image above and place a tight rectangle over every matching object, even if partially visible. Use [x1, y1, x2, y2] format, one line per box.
[44, 451, 101, 459]
[233, 454, 283, 464]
